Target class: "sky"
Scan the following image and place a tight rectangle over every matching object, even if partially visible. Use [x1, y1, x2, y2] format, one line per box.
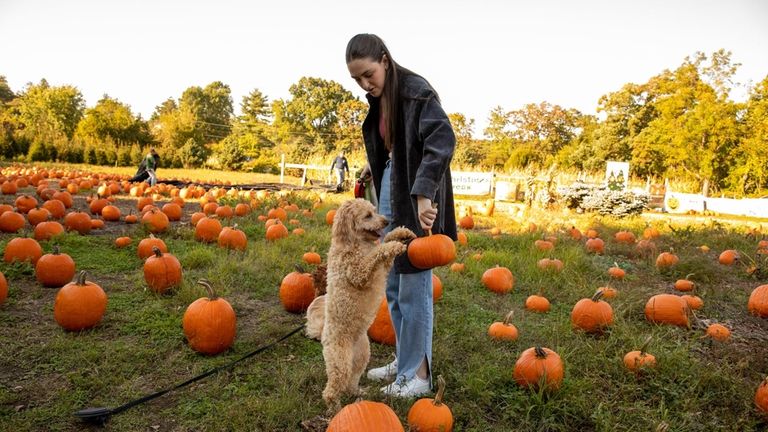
[1, 0, 767, 138]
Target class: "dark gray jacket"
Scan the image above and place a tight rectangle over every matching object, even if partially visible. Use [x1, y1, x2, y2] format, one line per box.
[363, 73, 457, 273]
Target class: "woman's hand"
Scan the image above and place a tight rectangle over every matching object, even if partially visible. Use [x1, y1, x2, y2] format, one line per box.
[416, 196, 437, 230]
[359, 163, 371, 182]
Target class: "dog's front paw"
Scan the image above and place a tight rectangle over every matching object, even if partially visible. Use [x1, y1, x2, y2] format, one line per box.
[381, 241, 408, 257]
[384, 226, 416, 244]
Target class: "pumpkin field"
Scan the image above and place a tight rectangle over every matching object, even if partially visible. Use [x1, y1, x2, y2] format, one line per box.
[1, 163, 768, 431]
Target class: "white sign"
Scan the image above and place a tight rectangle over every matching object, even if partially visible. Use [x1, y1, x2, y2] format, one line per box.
[605, 161, 630, 190]
[665, 192, 705, 213]
[451, 171, 493, 195]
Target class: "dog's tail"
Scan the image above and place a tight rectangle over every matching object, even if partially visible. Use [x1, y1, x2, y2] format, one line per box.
[305, 295, 325, 340]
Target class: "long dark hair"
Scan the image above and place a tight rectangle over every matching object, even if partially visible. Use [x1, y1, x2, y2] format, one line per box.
[346, 33, 425, 152]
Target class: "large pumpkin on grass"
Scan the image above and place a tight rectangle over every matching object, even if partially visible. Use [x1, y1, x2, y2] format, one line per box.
[218, 224, 248, 251]
[513, 346, 564, 391]
[35, 245, 76, 287]
[368, 299, 395, 345]
[182, 280, 236, 355]
[4, 237, 43, 264]
[623, 337, 656, 373]
[645, 294, 690, 327]
[481, 265, 514, 294]
[195, 217, 223, 243]
[141, 208, 169, 233]
[143, 247, 182, 293]
[64, 211, 91, 235]
[407, 230, 456, 269]
[571, 290, 613, 333]
[53, 271, 107, 331]
[748, 284, 768, 318]
[407, 375, 453, 432]
[327, 400, 404, 432]
[137, 234, 168, 259]
[34, 220, 65, 241]
[488, 311, 519, 341]
[279, 267, 315, 313]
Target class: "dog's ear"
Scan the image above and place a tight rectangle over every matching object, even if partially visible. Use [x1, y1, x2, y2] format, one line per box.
[331, 201, 356, 246]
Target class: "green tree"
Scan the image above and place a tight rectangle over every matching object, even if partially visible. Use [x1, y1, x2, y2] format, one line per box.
[272, 77, 355, 157]
[449, 113, 485, 168]
[728, 76, 768, 194]
[507, 102, 582, 167]
[482, 106, 513, 169]
[0, 76, 15, 105]
[75, 95, 151, 146]
[16, 79, 85, 144]
[179, 81, 233, 144]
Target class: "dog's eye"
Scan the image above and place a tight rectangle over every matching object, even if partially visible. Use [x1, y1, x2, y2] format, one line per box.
[366, 212, 373, 218]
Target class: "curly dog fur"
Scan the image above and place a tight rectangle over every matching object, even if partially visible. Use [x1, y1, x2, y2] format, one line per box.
[320, 198, 415, 411]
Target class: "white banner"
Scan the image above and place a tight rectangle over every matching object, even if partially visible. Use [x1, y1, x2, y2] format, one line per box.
[451, 171, 493, 195]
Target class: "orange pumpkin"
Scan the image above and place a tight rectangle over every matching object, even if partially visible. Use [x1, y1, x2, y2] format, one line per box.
[63, 211, 91, 235]
[35, 245, 76, 287]
[0, 211, 26, 233]
[706, 323, 731, 341]
[182, 279, 237, 355]
[115, 236, 132, 248]
[42, 199, 66, 219]
[642, 226, 660, 239]
[432, 274, 443, 302]
[597, 285, 618, 299]
[14, 194, 38, 214]
[513, 346, 564, 391]
[4, 237, 43, 264]
[526, 294, 551, 313]
[748, 284, 768, 318]
[218, 225, 248, 251]
[534, 239, 554, 251]
[101, 205, 121, 221]
[608, 263, 626, 280]
[623, 337, 656, 373]
[143, 247, 182, 293]
[266, 220, 289, 241]
[614, 230, 636, 244]
[756, 376, 768, 416]
[655, 252, 679, 269]
[368, 299, 395, 345]
[571, 290, 613, 333]
[718, 249, 739, 266]
[327, 400, 404, 432]
[161, 203, 182, 221]
[302, 251, 322, 265]
[34, 221, 65, 241]
[645, 294, 690, 327]
[195, 217, 223, 243]
[137, 234, 168, 259]
[681, 294, 703, 310]
[456, 232, 468, 246]
[279, 267, 315, 313]
[481, 266, 514, 294]
[458, 215, 474, 230]
[26, 207, 50, 226]
[488, 311, 519, 341]
[325, 209, 336, 225]
[537, 257, 563, 273]
[407, 375, 453, 432]
[0, 271, 7, 305]
[585, 237, 605, 254]
[53, 271, 107, 331]
[141, 208, 169, 233]
[407, 230, 456, 269]
[674, 274, 696, 292]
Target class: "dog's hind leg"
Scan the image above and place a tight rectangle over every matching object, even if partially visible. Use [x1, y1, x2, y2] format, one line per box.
[322, 338, 352, 411]
[347, 335, 371, 395]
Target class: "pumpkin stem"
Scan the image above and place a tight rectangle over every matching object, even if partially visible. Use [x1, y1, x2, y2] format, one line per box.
[152, 246, 163, 257]
[433, 375, 447, 406]
[294, 264, 306, 274]
[52, 244, 60, 255]
[425, 229, 432, 236]
[591, 290, 605, 302]
[197, 279, 218, 299]
[76, 270, 87, 285]
[232, 223, 239, 230]
[534, 346, 547, 358]
[639, 336, 652, 355]
[684, 273, 695, 280]
[502, 310, 515, 325]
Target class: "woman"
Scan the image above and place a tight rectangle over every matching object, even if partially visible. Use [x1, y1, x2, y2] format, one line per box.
[346, 33, 457, 397]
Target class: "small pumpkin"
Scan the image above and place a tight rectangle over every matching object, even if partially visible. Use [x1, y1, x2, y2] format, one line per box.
[218, 224, 248, 251]
[481, 265, 514, 294]
[655, 251, 679, 269]
[368, 299, 395, 345]
[571, 290, 613, 333]
[756, 376, 768, 416]
[513, 346, 564, 391]
[34, 220, 65, 241]
[327, 400, 404, 432]
[35, 245, 76, 287]
[525, 294, 551, 313]
[278, 266, 315, 313]
[53, 271, 107, 331]
[608, 262, 626, 280]
[534, 239, 554, 251]
[0, 271, 7, 305]
[614, 230, 636, 244]
[4, 237, 43, 264]
[302, 251, 322, 265]
[141, 208, 169, 233]
[537, 257, 563, 273]
[195, 216, 223, 243]
[458, 215, 474, 230]
[265, 220, 289, 241]
[115, 236, 132, 248]
[748, 284, 768, 318]
[456, 232, 468, 246]
[488, 311, 519, 341]
[101, 205, 121, 221]
[674, 274, 696, 292]
[718, 249, 739, 266]
[407, 375, 453, 432]
[585, 237, 605, 254]
[645, 294, 690, 327]
[681, 294, 703, 310]
[325, 209, 336, 225]
[597, 285, 618, 299]
[450, 262, 465, 273]
[143, 246, 182, 293]
[182, 279, 237, 355]
[623, 336, 656, 373]
[63, 211, 91, 235]
[432, 273, 443, 302]
[706, 323, 731, 341]
[137, 234, 168, 259]
[0, 210, 26, 233]
[161, 203, 182, 221]
[407, 230, 456, 269]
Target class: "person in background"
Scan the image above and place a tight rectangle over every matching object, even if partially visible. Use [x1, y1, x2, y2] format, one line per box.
[329, 151, 350, 191]
[346, 33, 457, 398]
[129, 148, 160, 186]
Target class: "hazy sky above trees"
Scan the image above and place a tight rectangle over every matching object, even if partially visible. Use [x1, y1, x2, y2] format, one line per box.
[1, 0, 766, 136]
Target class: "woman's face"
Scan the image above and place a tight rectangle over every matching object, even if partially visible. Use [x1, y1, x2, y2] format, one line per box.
[347, 56, 388, 98]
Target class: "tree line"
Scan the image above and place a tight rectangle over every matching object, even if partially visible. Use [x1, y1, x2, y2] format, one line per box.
[0, 49, 766, 195]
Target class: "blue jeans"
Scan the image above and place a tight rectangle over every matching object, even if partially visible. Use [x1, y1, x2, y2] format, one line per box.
[378, 160, 433, 385]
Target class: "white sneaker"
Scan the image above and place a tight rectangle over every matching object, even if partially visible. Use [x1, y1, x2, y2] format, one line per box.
[380, 375, 431, 398]
[366, 359, 398, 381]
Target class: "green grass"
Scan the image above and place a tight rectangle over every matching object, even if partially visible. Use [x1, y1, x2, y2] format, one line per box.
[1, 166, 768, 431]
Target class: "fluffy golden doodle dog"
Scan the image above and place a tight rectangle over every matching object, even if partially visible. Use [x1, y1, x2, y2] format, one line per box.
[319, 198, 415, 411]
